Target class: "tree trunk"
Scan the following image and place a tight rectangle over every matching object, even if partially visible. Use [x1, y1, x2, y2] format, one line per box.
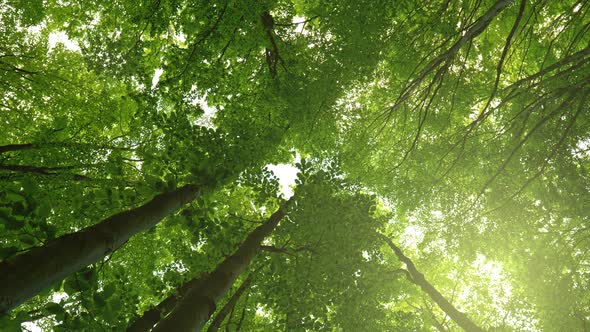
[0, 143, 34, 154]
[380, 234, 485, 332]
[207, 274, 252, 332]
[0, 184, 201, 313]
[126, 276, 207, 332]
[152, 198, 292, 332]
[0, 142, 133, 154]
[0, 164, 91, 180]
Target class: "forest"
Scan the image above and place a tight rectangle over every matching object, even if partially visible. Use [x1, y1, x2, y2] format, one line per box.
[0, 0, 589, 331]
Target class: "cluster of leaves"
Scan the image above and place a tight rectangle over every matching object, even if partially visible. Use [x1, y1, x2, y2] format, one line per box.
[1, 0, 589, 331]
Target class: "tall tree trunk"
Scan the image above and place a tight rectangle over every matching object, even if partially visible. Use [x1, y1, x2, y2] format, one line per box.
[0, 184, 201, 313]
[0, 142, 133, 154]
[380, 234, 485, 332]
[234, 291, 250, 332]
[152, 198, 292, 332]
[0, 164, 91, 180]
[126, 275, 207, 332]
[207, 274, 252, 332]
[0, 143, 34, 154]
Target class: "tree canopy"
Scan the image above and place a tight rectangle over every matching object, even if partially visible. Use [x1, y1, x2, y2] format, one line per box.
[1, 0, 589, 331]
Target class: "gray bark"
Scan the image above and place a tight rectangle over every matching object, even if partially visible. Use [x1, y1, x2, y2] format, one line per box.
[152, 198, 291, 331]
[207, 274, 252, 332]
[126, 276, 207, 332]
[0, 184, 201, 313]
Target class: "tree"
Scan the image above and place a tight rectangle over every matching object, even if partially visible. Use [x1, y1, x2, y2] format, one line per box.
[126, 274, 207, 332]
[206, 273, 252, 332]
[1, 0, 589, 331]
[380, 234, 485, 332]
[0, 184, 201, 313]
[152, 197, 291, 331]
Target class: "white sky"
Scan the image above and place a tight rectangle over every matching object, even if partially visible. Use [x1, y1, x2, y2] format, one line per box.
[266, 163, 299, 199]
[293, 16, 309, 35]
[48, 31, 80, 51]
[265, 152, 300, 199]
[22, 322, 42, 332]
[151, 68, 164, 90]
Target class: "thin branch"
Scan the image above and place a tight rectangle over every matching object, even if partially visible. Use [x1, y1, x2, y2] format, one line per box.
[379, 233, 486, 332]
[207, 275, 252, 332]
[382, 0, 513, 124]
[0, 164, 92, 181]
[478, 0, 526, 122]
[274, 15, 320, 27]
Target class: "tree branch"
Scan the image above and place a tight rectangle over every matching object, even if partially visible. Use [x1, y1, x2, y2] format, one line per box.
[379, 233, 485, 332]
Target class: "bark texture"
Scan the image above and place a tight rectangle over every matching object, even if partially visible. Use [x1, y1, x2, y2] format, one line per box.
[380, 234, 485, 332]
[152, 199, 291, 332]
[126, 276, 206, 332]
[0, 184, 201, 313]
[206, 274, 252, 332]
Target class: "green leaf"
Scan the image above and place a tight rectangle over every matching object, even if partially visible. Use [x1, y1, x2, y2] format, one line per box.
[93, 292, 106, 307]
[45, 303, 66, 321]
[0, 246, 19, 260]
[102, 284, 116, 299]
[0, 315, 21, 332]
[18, 234, 37, 246]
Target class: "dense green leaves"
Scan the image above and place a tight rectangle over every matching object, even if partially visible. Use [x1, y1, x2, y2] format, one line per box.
[1, 0, 589, 330]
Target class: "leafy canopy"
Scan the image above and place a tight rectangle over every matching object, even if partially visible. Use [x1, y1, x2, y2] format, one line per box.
[1, 0, 589, 331]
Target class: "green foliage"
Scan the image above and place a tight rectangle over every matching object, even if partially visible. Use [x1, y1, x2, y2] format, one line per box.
[1, 0, 589, 330]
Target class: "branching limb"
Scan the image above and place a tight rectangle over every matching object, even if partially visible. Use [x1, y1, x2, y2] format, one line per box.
[379, 233, 486, 332]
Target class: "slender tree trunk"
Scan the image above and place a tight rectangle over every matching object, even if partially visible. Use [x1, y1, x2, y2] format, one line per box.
[234, 291, 250, 332]
[0, 164, 75, 172]
[0, 142, 133, 154]
[207, 274, 252, 332]
[126, 275, 207, 332]
[0, 143, 34, 154]
[152, 198, 292, 332]
[380, 234, 485, 332]
[224, 298, 237, 332]
[0, 184, 201, 313]
[0, 164, 91, 180]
